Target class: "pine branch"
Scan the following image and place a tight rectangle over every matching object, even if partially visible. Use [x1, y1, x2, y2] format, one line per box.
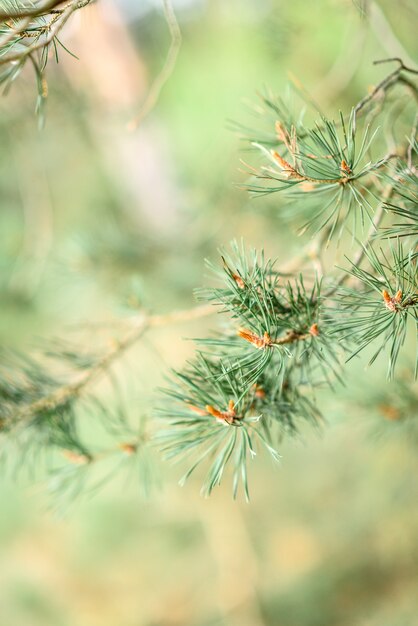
[4, 303, 215, 429]
[329, 242, 418, 379]
[0, 0, 94, 119]
[158, 352, 320, 500]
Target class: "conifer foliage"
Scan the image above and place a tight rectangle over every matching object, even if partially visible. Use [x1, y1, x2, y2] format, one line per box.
[0, 3, 417, 506]
[0, 0, 93, 122]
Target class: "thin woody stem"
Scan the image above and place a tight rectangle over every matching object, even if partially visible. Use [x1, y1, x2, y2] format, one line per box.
[268, 151, 352, 185]
[353, 57, 418, 131]
[273, 330, 311, 345]
[239, 326, 317, 349]
[265, 144, 397, 189]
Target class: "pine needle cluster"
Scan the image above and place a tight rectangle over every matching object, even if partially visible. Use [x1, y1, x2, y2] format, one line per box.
[157, 244, 331, 499]
[0, 32, 417, 504]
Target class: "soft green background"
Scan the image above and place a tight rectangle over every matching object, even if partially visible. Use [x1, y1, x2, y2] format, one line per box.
[0, 1, 417, 625]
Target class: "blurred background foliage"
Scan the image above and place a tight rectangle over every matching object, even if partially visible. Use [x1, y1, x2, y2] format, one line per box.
[0, 0, 417, 625]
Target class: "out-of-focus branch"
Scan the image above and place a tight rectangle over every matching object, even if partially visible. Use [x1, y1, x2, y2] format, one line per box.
[10, 303, 215, 426]
[353, 57, 418, 131]
[0, 0, 66, 21]
[128, 0, 182, 130]
[0, 0, 90, 65]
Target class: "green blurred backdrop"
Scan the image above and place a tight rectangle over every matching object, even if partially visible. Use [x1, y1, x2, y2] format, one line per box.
[0, 1, 417, 625]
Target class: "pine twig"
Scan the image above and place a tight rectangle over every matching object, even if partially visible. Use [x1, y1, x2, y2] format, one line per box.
[0, 0, 84, 65]
[128, 0, 182, 130]
[353, 57, 418, 131]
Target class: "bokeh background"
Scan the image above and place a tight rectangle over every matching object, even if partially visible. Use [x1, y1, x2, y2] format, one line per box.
[1, 1, 418, 625]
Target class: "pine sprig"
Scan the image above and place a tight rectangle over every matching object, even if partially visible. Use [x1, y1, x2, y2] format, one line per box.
[1, 55, 417, 505]
[0, 0, 92, 121]
[230, 89, 306, 149]
[245, 108, 393, 239]
[157, 352, 322, 499]
[196, 243, 340, 389]
[158, 355, 275, 500]
[330, 242, 418, 379]
[155, 243, 342, 498]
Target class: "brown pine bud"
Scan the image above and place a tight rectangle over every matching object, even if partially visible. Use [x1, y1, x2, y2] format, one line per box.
[382, 290, 391, 303]
[382, 289, 402, 312]
[222, 256, 245, 289]
[271, 150, 304, 180]
[378, 404, 401, 421]
[340, 159, 352, 175]
[238, 329, 272, 349]
[206, 405, 223, 420]
[119, 443, 137, 455]
[206, 400, 239, 425]
[275, 121, 288, 143]
[309, 323, 320, 337]
[232, 273, 245, 289]
[253, 385, 266, 399]
[394, 289, 403, 303]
